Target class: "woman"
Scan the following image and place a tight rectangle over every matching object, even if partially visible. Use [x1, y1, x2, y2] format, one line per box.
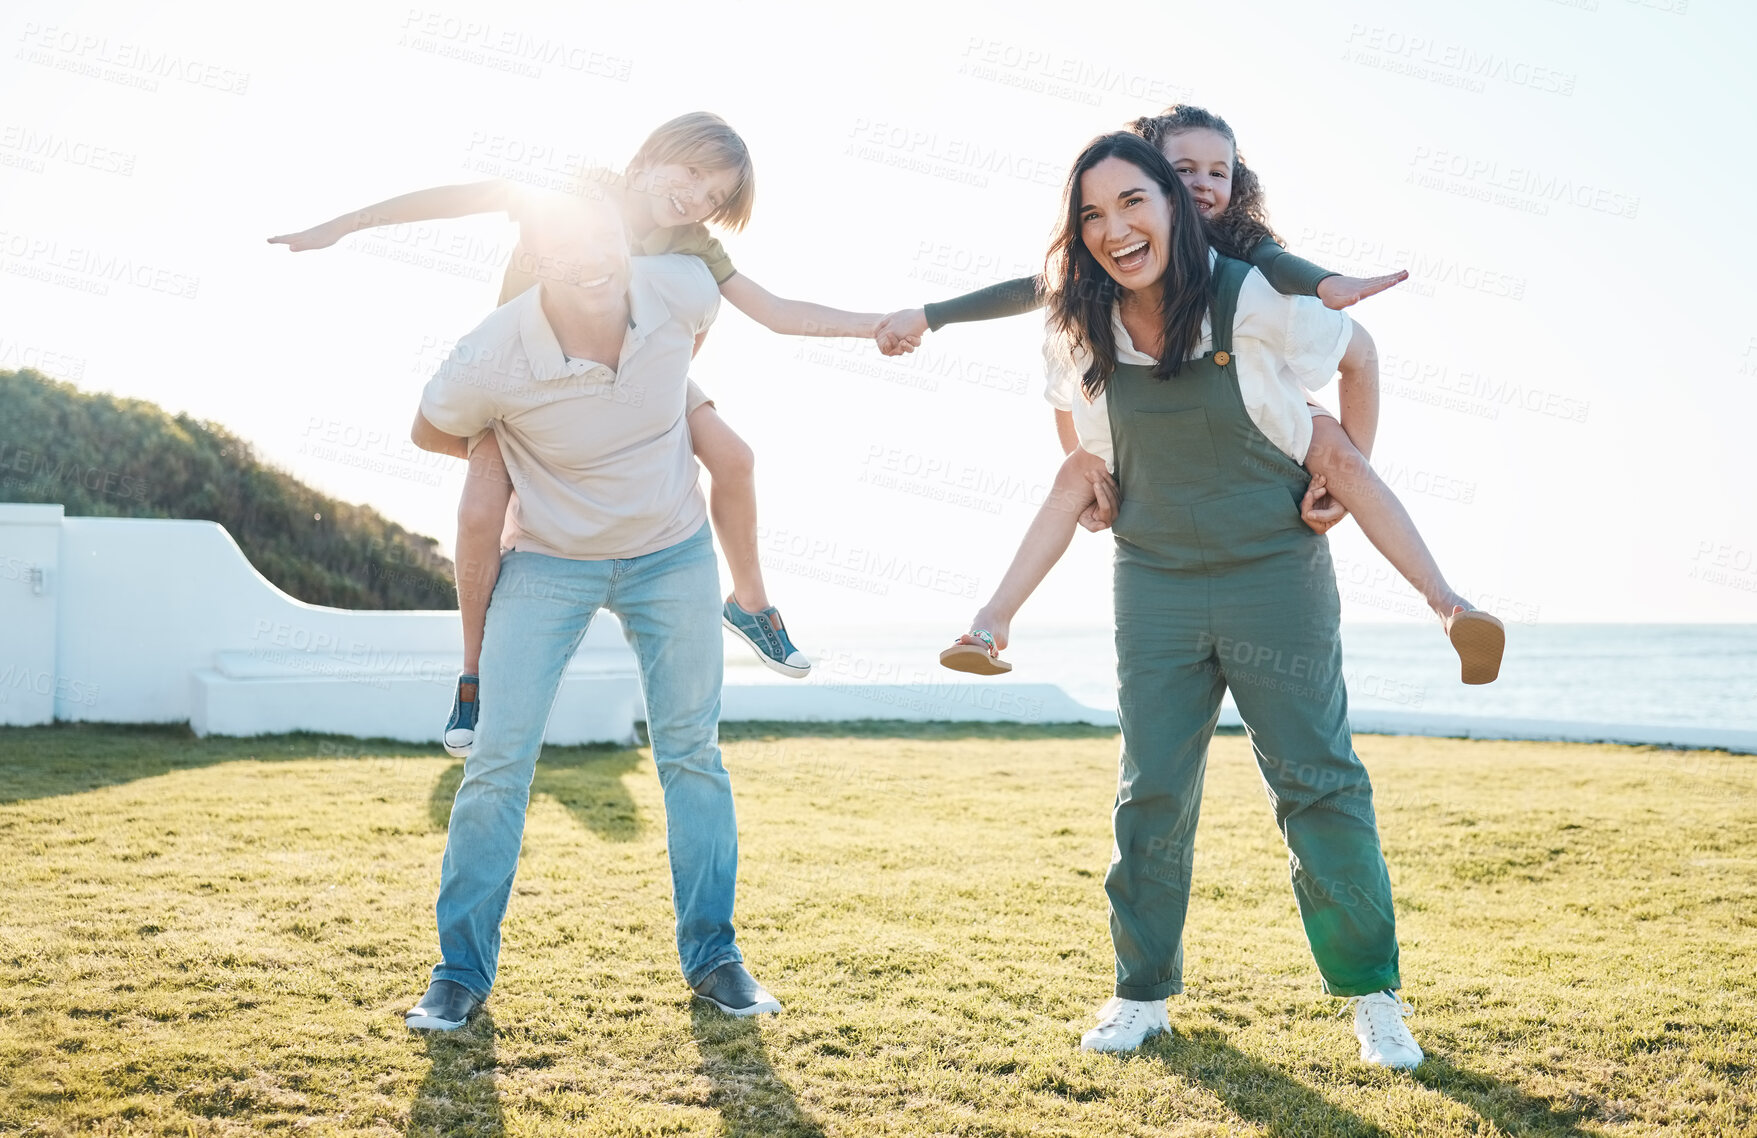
[907, 105, 1503, 688]
[1042, 133, 1422, 1068]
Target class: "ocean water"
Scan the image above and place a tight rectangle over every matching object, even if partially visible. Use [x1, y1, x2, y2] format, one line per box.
[727, 622, 1757, 733]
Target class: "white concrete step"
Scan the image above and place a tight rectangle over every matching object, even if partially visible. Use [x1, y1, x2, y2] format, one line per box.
[190, 667, 642, 746]
[719, 681, 1116, 726]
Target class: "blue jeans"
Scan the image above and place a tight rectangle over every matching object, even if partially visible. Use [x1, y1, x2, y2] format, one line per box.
[431, 522, 741, 997]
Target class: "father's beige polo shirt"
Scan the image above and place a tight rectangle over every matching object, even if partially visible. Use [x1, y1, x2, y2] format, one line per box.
[420, 255, 719, 560]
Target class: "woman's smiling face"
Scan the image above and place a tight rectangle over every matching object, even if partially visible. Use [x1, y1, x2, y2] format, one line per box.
[1079, 155, 1174, 292]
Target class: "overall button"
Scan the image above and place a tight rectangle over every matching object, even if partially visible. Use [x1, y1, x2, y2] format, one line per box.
[1213, 350, 1231, 367]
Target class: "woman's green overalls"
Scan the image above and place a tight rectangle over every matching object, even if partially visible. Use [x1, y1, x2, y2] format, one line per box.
[1104, 255, 1400, 1000]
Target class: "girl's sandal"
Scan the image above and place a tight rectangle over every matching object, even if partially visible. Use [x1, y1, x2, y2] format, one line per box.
[939, 630, 1013, 676]
[1446, 609, 1505, 685]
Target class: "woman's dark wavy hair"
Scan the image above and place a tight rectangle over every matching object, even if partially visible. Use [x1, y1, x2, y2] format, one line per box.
[1045, 132, 1211, 399]
[1129, 105, 1281, 260]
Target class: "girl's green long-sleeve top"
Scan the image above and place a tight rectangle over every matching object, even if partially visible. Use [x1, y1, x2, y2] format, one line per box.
[920, 238, 1337, 331]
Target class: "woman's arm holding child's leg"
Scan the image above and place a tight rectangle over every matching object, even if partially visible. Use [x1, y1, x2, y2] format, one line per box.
[1054, 408, 1079, 455]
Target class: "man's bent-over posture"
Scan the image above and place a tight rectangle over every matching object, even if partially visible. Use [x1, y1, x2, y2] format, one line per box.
[403, 195, 777, 1029]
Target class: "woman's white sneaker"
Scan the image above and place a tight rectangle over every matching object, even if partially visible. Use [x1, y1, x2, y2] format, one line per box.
[1079, 996, 1170, 1052]
[1345, 989, 1424, 1069]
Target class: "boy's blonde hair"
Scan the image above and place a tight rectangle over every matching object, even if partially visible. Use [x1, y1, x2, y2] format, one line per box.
[626, 111, 756, 232]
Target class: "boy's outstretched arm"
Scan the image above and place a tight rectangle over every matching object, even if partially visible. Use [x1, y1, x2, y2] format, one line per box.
[718, 274, 894, 340]
[269, 180, 514, 251]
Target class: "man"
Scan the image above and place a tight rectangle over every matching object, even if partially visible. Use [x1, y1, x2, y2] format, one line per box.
[402, 194, 778, 1029]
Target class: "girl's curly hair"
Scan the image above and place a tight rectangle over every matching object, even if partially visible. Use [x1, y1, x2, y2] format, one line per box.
[1128, 105, 1282, 261]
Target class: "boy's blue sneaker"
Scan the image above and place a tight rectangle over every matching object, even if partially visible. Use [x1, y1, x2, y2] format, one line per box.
[444, 674, 479, 758]
[722, 597, 811, 678]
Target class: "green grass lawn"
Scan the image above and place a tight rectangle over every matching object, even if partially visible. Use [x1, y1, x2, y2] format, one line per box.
[1, 722, 1753, 1137]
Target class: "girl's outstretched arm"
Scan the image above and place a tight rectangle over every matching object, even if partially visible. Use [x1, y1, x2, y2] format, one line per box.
[876, 275, 1044, 355]
[923, 275, 1044, 330]
[269, 180, 514, 251]
[717, 274, 889, 339]
[1248, 238, 1408, 310]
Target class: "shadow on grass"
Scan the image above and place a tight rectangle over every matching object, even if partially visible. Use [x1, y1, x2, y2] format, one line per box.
[1147, 1024, 1392, 1137]
[0, 722, 392, 803]
[1415, 1053, 1597, 1137]
[427, 744, 647, 841]
[407, 1009, 504, 1138]
[0, 725, 649, 846]
[690, 1003, 825, 1138]
[1147, 1027, 1598, 1138]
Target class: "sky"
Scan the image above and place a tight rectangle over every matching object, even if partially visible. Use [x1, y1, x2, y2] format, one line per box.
[4, 0, 1756, 640]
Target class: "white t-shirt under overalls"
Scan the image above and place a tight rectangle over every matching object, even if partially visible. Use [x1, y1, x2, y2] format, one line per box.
[1043, 256, 1354, 469]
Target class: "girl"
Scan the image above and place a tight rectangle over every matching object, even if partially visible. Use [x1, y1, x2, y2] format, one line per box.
[272, 112, 900, 756]
[890, 105, 1503, 685]
[1037, 130, 1422, 1064]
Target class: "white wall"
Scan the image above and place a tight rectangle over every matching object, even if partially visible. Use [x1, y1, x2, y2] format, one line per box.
[0, 504, 64, 726]
[53, 515, 466, 724]
[0, 504, 1114, 744]
[0, 504, 639, 741]
[4, 504, 1750, 752]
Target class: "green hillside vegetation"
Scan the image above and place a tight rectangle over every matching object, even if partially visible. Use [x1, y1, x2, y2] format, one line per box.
[0, 369, 456, 610]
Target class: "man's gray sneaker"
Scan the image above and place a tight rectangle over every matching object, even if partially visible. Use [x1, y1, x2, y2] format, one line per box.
[691, 961, 782, 1016]
[405, 979, 481, 1031]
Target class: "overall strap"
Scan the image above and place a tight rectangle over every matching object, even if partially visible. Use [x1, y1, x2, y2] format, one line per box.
[1207, 255, 1251, 360]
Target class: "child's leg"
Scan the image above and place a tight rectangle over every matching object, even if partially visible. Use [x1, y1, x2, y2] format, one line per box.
[955, 451, 1099, 652]
[457, 432, 513, 674]
[689, 397, 812, 677]
[1303, 415, 1467, 622]
[688, 403, 769, 612]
